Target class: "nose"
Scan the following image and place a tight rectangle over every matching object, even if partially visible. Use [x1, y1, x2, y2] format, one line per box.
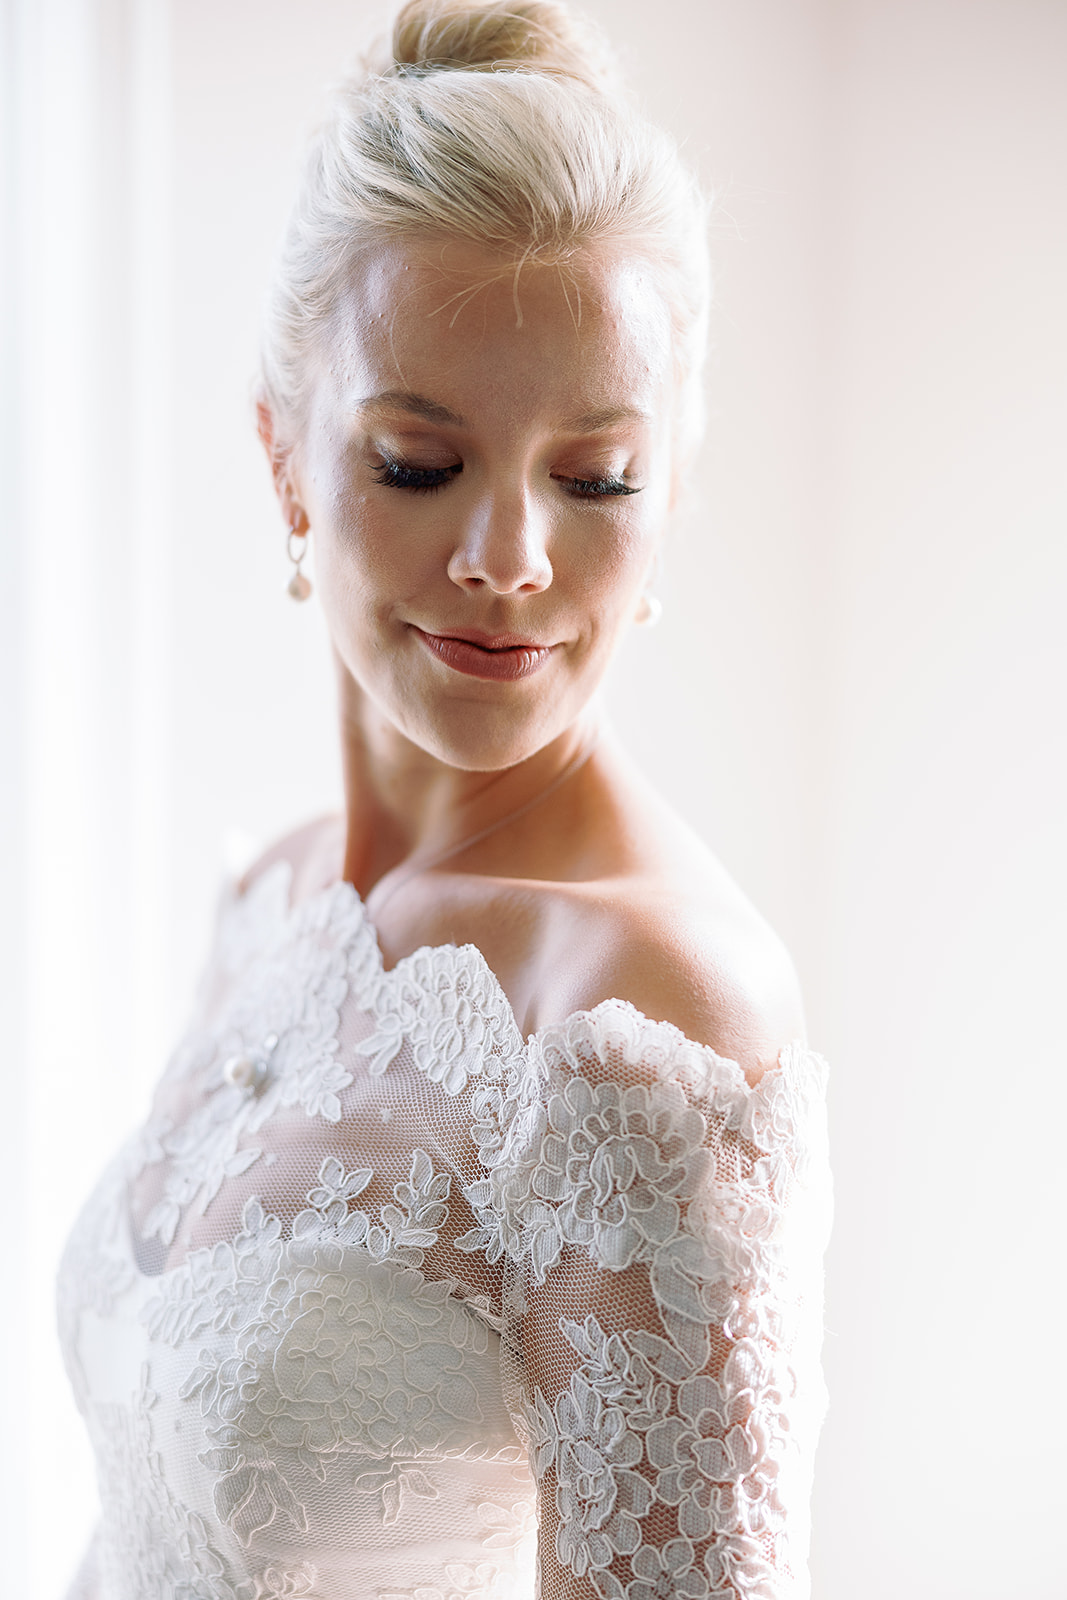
[446, 486, 553, 596]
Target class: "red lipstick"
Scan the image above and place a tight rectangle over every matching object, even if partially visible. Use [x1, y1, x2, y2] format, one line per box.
[413, 627, 555, 681]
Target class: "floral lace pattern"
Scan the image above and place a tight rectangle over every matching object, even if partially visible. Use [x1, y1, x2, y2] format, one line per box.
[93, 1366, 240, 1600]
[357, 945, 524, 1094]
[478, 1011, 830, 1596]
[138, 885, 377, 1248]
[57, 862, 830, 1600]
[145, 1166, 498, 1544]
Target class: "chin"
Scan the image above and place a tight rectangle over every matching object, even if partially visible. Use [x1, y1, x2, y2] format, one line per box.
[399, 693, 580, 773]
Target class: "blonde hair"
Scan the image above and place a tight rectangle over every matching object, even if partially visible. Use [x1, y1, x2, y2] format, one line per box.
[259, 0, 712, 458]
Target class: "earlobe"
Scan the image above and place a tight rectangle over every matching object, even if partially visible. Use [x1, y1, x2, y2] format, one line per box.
[633, 591, 662, 627]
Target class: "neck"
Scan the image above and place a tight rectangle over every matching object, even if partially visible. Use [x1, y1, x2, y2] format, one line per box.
[335, 668, 602, 902]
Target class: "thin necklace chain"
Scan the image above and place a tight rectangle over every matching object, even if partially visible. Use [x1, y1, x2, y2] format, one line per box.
[366, 730, 601, 918]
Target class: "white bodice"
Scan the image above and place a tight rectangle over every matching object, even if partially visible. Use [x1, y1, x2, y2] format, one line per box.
[58, 862, 831, 1600]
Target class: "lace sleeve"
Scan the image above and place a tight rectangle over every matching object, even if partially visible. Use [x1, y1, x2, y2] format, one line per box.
[466, 1002, 831, 1600]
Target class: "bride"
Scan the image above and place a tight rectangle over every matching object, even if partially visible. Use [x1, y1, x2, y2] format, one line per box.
[59, 3, 831, 1597]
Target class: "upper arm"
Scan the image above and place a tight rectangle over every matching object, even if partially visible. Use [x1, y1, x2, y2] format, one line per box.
[483, 1009, 831, 1600]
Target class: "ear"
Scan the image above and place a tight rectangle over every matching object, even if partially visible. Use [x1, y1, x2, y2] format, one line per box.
[256, 399, 309, 535]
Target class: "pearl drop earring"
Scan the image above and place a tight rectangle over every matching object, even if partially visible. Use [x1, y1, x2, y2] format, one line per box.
[634, 592, 662, 627]
[287, 526, 312, 601]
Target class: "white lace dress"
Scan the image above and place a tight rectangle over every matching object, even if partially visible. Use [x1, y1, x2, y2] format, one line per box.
[58, 861, 832, 1600]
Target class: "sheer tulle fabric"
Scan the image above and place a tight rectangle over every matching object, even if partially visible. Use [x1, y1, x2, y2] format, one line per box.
[58, 861, 831, 1600]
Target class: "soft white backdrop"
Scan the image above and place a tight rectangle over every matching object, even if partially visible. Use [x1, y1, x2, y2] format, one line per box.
[3, 0, 1065, 1595]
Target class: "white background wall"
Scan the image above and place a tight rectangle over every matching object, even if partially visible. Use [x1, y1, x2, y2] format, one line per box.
[3, 1, 1065, 1595]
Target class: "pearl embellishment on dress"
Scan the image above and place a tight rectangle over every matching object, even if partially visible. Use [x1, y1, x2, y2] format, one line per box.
[222, 1054, 264, 1090]
[222, 1033, 279, 1091]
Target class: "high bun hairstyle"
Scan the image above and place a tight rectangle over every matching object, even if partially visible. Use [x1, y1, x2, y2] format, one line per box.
[259, 0, 712, 461]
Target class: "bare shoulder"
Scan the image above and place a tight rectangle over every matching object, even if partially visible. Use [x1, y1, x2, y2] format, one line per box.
[236, 812, 343, 901]
[532, 869, 807, 1085]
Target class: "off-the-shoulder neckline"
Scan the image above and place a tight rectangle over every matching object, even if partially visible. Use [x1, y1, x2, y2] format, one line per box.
[225, 857, 819, 1093]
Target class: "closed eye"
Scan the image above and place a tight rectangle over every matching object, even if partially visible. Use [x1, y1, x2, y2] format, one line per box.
[373, 457, 463, 494]
[556, 475, 643, 500]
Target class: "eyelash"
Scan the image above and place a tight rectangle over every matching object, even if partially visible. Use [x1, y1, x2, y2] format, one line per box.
[373, 459, 461, 494]
[564, 476, 640, 500]
[373, 457, 641, 500]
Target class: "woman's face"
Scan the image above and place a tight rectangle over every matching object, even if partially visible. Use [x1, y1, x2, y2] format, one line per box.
[280, 238, 677, 771]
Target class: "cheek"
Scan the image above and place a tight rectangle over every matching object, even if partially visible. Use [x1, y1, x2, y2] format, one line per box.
[569, 512, 661, 616]
[314, 496, 454, 665]
[314, 480, 401, 589]
[307, 492, 382, 643]
[302, 426, 391, 567]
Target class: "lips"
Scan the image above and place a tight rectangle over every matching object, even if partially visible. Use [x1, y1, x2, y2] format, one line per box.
[412, 626, 555, 682]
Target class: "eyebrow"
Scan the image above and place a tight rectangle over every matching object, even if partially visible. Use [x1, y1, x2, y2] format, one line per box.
[567, 405, 652, 432]
[356, 391, 466, 426]
[355, 392, 651, 434]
